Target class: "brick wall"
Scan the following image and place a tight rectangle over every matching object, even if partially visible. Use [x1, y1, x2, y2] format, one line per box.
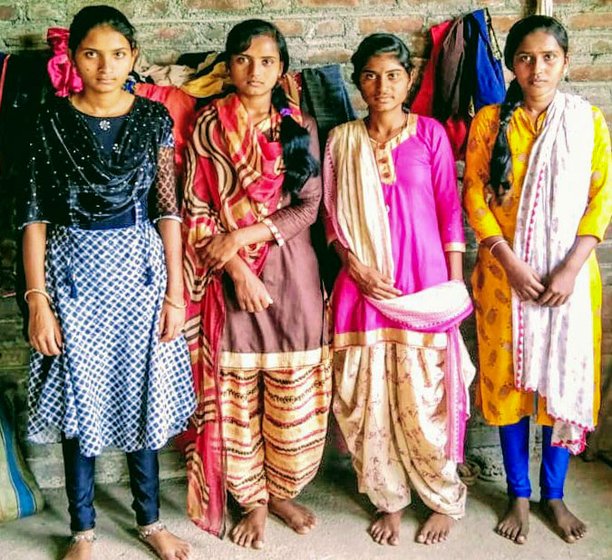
[1, 0, 611, 487]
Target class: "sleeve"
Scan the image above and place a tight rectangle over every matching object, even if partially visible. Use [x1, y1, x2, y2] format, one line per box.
[321, 132, 338, 245]
[20, 109, 53, 228]
[264, 114, 322, 245]
[462, 105, 504, 243]
[153, 108, 180, 221]
[428, 118, 466, 251]
[576, 106, 612, 241]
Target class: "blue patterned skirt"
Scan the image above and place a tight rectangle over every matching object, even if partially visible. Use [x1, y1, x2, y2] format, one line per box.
[27, 222, 196, 457]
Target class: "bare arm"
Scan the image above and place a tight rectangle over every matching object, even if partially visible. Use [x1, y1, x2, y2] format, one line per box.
[23, 223, 63, 355]
[445, 251, 464, 281]
[157, 219, 185, 341]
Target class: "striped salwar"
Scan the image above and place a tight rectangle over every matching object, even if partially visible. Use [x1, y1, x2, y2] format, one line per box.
[219, 360, 331, 508]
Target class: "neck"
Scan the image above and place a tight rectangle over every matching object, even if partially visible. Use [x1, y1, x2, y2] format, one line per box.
[522, 90, 558, 119]
[366, 107, 407, 141]
[238, 93, 273, 123]
[72, 89, 132, 117]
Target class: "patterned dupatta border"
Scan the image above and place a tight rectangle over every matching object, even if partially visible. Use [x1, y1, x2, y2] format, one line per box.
[325, 120, 474, 463]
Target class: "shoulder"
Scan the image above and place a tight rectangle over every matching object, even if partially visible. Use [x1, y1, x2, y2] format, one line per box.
[473, 104, 501, 125]
[327, 119, 365, 142]
[134, 95, 172, 122]
[301, 112, 317, 133]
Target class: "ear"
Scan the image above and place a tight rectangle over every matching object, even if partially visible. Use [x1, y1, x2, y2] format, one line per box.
[131, 47, 140, 69]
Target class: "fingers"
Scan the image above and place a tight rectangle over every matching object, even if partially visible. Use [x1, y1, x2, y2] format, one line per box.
[31, 333, 62, 356]
[238, 294, 273, 313]
[159, 307, 185, 342]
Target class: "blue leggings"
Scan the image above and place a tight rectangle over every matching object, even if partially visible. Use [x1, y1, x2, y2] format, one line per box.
[62, 437, 160, 532]
[499, 416, 569, 500]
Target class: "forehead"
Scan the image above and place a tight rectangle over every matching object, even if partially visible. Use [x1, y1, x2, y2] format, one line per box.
[515, 29, 564, 53]
[78, 25, 131, 50]
[237, 35, 280, 57]
[361, 53, 406, 72]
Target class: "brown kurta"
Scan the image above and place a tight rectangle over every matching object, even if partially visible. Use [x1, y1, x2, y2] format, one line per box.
[221, 116, 326, 358]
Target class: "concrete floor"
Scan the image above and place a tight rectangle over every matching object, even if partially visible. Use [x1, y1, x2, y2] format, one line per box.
[1, 457, 611, 560]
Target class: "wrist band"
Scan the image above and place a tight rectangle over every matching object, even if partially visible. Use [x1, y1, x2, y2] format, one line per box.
[24, 288, 52, 305]
[488, 239, 509, 257]
[164, 294, 187, 309]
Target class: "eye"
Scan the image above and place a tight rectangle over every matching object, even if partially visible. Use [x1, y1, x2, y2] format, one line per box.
[516, 54, 532, 64]
[233, 55, 248, 65]
[83, 50, 97, 59]
[262, 58, 275, 66]
[114, 51, 127, 59]
[543, 53, 557, 62]
[361, 72, 376, 81]
[387, 72, 401, 81]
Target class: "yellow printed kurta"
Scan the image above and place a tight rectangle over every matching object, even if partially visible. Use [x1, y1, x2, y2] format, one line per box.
[463, 104, 612, 427]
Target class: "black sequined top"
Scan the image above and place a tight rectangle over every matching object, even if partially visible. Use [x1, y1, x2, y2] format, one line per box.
[22, 95, 179, 228]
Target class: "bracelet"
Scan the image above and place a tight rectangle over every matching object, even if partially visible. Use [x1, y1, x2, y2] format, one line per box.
[24, 288, 53, 305]
[488, 239, 509, 257]
[164, 294, 187, 309]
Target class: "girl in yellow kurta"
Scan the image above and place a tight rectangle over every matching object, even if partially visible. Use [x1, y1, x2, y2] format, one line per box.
[463, 15, 611, 547]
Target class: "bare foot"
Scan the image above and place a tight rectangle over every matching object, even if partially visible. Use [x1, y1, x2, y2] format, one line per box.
[541, 499, 586, 543]
[496, 497, 530, 544]
[416, 512, 455, 545]
[268, 496, 317, 534]
[63, 532, 95, 560]
[369, 510, 402, 545]
[140, 524, 191, 560]
[231, 505, 267, 549]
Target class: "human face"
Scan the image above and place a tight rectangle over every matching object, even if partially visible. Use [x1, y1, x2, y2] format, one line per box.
[511, 30, 568, 103]
[229, 35, 283, 102]
[359, 53, 412, 115]
[71, 25, 137, 95]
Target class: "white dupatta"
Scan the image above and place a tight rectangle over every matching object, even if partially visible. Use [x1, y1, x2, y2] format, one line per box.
[512, 92, 595, 454]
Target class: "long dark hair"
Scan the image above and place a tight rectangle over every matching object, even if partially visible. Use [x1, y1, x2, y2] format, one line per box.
[490, 15, 568, 198]
[225, 19, 319, 195]
[351, 33, 414, 111]
[68, 4, 137, 54]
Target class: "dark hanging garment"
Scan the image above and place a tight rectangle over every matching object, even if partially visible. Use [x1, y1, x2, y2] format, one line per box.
[464, 9, 506, 112]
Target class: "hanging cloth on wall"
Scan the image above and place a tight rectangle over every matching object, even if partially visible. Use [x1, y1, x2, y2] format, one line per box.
[536, 0, 554, 16]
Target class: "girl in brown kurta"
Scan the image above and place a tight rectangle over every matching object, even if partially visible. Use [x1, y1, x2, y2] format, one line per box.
[180, 19, 331, 549]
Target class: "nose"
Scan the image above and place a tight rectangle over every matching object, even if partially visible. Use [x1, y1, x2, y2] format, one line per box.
[533, 56, 545, 76]
[249, 60, 262, 78]
[98, 54, 112, 72]
[376, 76, 389, 94]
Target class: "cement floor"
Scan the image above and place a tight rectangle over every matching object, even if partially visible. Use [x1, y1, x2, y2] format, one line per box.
[1, 457, 611, 560]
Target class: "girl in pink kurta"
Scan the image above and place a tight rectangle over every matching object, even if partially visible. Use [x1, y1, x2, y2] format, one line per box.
[323, 33, 474, 547]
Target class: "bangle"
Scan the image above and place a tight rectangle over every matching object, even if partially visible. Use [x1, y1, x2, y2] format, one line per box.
[164, 294, 187, 309]
[488, 239, 509, 257]
[24, 288, 52, 305]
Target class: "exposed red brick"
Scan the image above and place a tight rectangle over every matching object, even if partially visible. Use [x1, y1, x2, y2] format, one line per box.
[491, 15, 519, 33]
[315, 20, 344, 37]
[186, 0, 253, 9]
[296, 0, 359, 6]
[570, 64, 612, 81]
[0, 5, 16, 20]
[306, 48, 352, 64]
[273, 19, 304, 37]
[568, 12, 612, 29]
[359, 16, 423, 36]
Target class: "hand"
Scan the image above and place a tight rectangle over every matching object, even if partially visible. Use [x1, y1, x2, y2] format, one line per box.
[159, 303, 185, 342]
[232, 267, 274, 313]
[346, 253, 402, 300]
[502, 257, 546, 301]
[537, 263, 578, 307]
[200, 232, 240, 272]
[28, 298, 63, 356]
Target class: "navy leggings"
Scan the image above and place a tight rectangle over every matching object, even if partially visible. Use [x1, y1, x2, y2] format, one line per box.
[499, 416, 569, 500]
[62, 437, 160, 532]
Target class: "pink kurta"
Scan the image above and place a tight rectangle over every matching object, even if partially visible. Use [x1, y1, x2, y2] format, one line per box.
[324, 115, 466, 340]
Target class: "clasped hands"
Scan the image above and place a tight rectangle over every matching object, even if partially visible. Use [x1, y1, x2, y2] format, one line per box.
[505, 257, 578, 307]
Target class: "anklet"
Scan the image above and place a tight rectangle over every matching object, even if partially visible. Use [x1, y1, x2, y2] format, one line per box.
[71, 530, 97, 544]
[138, 521, 167, 541]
